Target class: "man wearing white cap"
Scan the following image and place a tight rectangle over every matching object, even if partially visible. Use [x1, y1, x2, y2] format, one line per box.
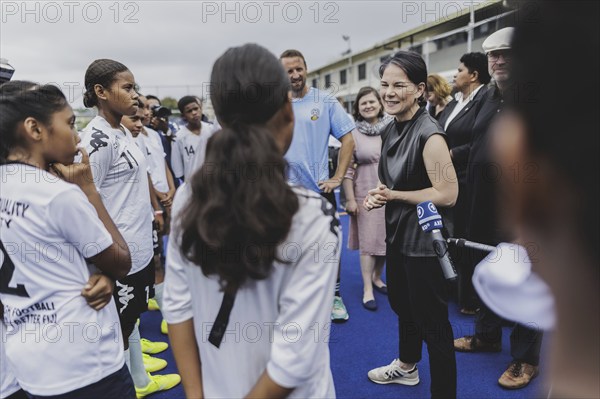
[453, 27, 544, 390]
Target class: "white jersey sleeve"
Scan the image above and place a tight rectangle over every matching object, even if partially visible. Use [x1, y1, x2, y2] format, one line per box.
[162, 185, 193, 324]
[48, 186, 113, 259]
[0, 163, 124, 396]
[82, 126, 118, 190]
[132, 134, 152, 175]
[266, 191, 340, 388]
[171, 135, 185, 179]
[144, 128, 169, 193]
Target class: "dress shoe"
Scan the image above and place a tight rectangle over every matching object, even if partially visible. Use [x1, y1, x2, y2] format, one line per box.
[498, 361, 538, 389]
[454, 335, 501, 352]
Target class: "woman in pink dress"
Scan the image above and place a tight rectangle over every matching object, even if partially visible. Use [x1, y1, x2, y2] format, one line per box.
[343, 87, 392, 310]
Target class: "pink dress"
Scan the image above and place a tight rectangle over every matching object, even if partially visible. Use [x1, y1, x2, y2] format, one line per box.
[345, 130, 386, 256]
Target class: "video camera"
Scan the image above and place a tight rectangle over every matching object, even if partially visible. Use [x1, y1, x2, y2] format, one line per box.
[0, 58, 16, 85]
[151, 104, 172, 119]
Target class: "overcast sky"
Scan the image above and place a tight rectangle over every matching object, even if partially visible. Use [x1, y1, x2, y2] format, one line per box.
[1, 1, 473, 107]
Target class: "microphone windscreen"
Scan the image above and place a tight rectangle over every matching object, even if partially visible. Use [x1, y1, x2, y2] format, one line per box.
[416, 201, 444, 232]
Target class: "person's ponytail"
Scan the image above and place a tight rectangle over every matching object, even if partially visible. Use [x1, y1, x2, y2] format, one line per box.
[180, 124, 299, 294]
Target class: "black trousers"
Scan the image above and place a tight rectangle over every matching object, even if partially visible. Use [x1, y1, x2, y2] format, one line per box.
[465, 244, 544, 366]
[387, 243, 457, 399]
[451, 182, 478, 310]
[475, 301, 543, 365]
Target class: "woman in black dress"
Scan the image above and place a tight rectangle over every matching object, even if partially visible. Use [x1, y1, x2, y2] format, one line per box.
[365, 50, 458, 399]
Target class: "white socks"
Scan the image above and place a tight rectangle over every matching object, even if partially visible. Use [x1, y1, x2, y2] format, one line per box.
[129, 324, 151, 388]
[154, 282, 164, 309]
[124, 349, 131, 371]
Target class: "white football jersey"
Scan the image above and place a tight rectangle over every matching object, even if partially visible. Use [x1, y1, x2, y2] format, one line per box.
[189, 120, 221, 174]
[1, 322, 20, 399]
[170, 121, 214, 180]
[0, 163, 124, 395]
[143, 127, 169, 193]
[80, 116, 154, 274]
[163, 185, 339, 398]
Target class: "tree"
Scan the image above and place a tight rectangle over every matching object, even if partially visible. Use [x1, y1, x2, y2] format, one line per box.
[161, 96, 178, 110]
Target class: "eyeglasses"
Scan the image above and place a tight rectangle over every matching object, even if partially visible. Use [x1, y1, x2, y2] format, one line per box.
[487, 51, 513, 62]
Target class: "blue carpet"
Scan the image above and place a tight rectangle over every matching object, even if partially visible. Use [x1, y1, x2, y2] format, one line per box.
[139, 211, 547, 398]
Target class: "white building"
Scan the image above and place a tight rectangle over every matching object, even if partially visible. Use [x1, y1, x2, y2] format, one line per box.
[307, 0, 515, 112]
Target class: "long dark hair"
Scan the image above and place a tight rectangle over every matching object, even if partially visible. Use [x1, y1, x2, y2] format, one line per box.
[352, 86, 384, 122]
[83, 59, 129, 108]
[180, 43, 299, 294]
[379, 50, 428, 107]
[0, 81, 69, 163]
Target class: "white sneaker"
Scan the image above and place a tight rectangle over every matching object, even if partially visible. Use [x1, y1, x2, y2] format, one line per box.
[368, 359, 420, 386]
[331, 296, 349, 322]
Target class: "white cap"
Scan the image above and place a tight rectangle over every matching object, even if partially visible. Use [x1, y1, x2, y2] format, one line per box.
[482, 27, 515, 53]
[472, 243, 556, 330]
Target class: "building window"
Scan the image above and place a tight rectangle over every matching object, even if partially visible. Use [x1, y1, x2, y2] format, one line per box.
[340, 69, 347, 85]
[358, 63, 366, 80]
[325, 74, 331, 88]
[474, 22, 491, 39]
[438, 32, 468, 49]
[409, 44, 423, 55]
[312, 79, 318, 88]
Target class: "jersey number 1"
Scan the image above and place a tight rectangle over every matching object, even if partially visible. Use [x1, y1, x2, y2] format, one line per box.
[0, 241, 30, 297]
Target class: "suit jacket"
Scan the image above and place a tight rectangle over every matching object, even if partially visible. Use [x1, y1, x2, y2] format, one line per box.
[465, 84, 512, 245]
[438, 85, 489, 183]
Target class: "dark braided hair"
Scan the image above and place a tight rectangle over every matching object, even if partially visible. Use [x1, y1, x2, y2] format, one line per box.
[83, 59, 129, 108]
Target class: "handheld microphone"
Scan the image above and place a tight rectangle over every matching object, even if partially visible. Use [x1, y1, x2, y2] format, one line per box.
[447, 238, 496, 253]
[416, 201, 457, 281]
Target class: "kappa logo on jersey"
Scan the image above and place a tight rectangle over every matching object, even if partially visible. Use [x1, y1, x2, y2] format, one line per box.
[115, 280, 134, 314]
[88, 128, 110, 156]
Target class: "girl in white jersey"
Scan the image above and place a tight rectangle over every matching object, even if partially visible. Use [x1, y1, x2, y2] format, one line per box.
[79, 59, 180, 397]
[163, 44, 340, 398]
[0, 81, 134, 397]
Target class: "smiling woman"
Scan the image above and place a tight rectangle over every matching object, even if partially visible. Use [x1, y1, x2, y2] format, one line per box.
[365, 50, 458, 399]
[343, 87, 390, 311]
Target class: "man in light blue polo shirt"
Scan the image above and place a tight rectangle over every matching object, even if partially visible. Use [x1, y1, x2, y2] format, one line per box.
[281, 49, 355, 322]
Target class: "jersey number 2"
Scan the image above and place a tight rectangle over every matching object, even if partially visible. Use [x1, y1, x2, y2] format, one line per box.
[0, 241, 30, 297]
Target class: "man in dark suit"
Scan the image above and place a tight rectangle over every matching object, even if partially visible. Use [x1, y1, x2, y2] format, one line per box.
[438, 53, 490, 315]
[453, 27, 543, 390]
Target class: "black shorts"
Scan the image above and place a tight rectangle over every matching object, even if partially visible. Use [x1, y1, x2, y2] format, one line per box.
[113, 261, 155, 330]
[26, 364, 135, 399]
